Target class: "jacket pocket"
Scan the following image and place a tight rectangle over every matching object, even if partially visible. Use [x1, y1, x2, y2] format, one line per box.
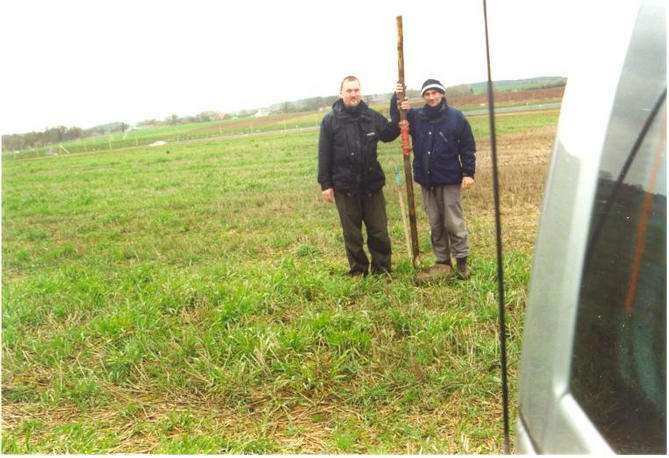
[438, 131, 458, 157]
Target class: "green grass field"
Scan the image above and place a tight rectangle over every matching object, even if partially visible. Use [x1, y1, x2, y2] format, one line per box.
[2, 108, 560, 453]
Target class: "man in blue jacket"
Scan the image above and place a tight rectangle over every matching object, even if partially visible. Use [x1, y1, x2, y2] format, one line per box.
[318, 76, 400, 276]
[391, 79, 476, 280]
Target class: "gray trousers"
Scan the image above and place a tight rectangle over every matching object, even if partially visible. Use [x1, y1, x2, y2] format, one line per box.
[420, 184, 469, 262]
[334, 189, 391, 274]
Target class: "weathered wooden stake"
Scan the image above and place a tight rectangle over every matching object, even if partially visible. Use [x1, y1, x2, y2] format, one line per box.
[396, 15, 420, 266]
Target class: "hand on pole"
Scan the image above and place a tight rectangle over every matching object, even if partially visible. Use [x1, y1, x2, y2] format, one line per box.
[396, 83, 410, 111]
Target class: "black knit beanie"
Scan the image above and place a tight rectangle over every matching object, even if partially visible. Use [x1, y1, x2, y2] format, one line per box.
[421, 79, 446, 96]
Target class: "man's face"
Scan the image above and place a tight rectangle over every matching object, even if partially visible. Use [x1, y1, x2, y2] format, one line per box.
[423, 89, 443, 107]
[340, 79, 362, 108]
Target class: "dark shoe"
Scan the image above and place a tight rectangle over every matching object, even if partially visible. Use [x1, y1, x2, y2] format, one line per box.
[371, 266, 392, 276]
[348, 270, 367, 278]
[456, 257, 471, 280]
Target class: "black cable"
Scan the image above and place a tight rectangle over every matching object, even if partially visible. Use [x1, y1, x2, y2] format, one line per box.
[482, 0, 510, 453]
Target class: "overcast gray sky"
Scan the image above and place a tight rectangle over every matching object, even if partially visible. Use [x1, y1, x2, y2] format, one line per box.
[1, 0, 625, 134]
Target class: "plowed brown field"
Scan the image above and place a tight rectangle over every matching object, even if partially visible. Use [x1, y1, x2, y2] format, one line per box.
[449, 86, 565, 107]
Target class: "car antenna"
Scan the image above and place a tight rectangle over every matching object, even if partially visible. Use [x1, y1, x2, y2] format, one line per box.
[482, 0, 510, 453]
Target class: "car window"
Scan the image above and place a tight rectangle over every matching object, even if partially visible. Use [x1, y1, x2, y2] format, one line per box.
[569, 94, 666, 454]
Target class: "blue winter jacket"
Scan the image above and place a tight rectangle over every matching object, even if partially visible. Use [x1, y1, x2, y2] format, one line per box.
[390, 94, 476, 187]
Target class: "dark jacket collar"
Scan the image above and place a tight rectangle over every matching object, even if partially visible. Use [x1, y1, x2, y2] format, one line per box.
[417, 98, 449, 123]
[333, 99, 370, 120]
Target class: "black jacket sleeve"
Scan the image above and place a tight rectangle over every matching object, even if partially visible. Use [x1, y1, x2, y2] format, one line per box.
[317, 114, 334, 190]
[390, 93, 400, 124]
[376, 107, 400, 143]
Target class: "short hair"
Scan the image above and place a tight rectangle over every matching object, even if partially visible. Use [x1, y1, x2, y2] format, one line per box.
[340, 75, 360, 91]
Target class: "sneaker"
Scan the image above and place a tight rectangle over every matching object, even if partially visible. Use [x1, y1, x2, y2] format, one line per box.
[415, 262, 452, 284]
[456, 257, 471, 280]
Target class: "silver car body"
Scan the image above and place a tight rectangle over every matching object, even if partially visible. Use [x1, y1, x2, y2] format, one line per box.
[516, 0, 666, 453]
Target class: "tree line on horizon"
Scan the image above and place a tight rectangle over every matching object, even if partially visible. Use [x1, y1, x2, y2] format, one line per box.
[2, 77, 565, 153]
[0, 89, 439, 153]
[2, 126, 92, 154]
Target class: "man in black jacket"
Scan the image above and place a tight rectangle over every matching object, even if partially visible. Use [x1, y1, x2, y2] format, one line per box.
[318, 76, 400, 276]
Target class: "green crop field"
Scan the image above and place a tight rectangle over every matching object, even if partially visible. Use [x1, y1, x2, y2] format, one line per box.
[2, 108, 560, 453]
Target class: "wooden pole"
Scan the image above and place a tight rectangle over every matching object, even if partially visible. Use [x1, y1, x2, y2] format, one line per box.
[395, 169, 412, 257]
[398, 185, 412, 258]
[396, 15, 420, 266]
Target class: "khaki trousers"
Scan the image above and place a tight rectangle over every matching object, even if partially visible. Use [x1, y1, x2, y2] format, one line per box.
[420, 184, 470, 262]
